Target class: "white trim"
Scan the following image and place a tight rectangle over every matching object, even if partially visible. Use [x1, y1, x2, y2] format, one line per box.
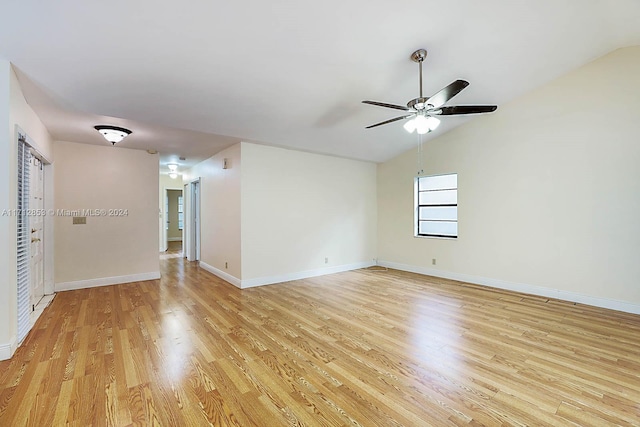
[43, 162, 54, 295]
[199, 260, 375, 289]
[167, 237, 182, 242]
[241, 261, 375, 289]
[55, 271, 161, 292]
[199, 261, 242, 288]
[0, 336, 17, 361]
[378, 260, 640, 315]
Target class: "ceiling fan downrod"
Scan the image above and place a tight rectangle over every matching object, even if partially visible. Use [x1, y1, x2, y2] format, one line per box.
[410, 49, 428, 100]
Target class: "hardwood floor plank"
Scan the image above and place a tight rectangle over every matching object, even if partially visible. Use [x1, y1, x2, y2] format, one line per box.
[2, 253, 640, 426]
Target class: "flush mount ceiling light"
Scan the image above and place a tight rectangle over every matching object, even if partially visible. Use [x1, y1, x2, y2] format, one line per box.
[168, 164, 179, 178]
[94, 125, 132, 145]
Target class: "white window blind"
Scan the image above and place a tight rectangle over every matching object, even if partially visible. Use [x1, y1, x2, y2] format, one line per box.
[17, 137, 32, 344]
[178, 195, 184, 230]
[415, 173, 458, 238]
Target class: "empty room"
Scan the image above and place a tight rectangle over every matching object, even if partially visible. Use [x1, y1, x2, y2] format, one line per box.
[1, 1, 639, 426]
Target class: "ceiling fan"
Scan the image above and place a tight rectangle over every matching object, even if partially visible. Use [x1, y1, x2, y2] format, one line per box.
[363, 49, 497, 134]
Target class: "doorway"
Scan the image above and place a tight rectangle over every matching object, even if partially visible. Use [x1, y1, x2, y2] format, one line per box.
[163, 188, 183, 254]
[16, 128, 54, 345]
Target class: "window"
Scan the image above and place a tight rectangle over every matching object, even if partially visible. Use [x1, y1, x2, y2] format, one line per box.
[178, 196, 184, 230]
[415, 173, 457, 238]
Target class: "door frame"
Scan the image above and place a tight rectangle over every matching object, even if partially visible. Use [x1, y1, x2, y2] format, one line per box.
[29, 153, 45, 308]
[184, 178, 201, 261]
[16, 128, 54, 296]
[161, 186, 183, 252]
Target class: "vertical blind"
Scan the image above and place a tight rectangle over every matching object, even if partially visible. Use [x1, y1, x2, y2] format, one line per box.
[17, 137, 31, 344]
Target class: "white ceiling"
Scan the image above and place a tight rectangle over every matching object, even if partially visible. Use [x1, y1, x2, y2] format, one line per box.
[1, 1, 639, 168]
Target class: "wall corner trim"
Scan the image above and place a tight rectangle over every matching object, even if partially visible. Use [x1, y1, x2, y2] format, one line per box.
[54, 271, 161, 292]
[199, 261, 242, 288]
[240, 261, 375, 289]
[199, 260, 375, 289]
[0, 336, 17, 361]
[377, 260, 640, 315]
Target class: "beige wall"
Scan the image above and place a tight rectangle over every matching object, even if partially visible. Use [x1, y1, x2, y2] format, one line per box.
[9, 68, 54, 161]
[240, 142, 377, 284]
[378, 46, 640, 308]
[53, 141, 159, 286]
[186, 142, 377, 287]
[1, 62, 54, 355]
[167, 189, 182, 239]
[183, 143, 242, 279]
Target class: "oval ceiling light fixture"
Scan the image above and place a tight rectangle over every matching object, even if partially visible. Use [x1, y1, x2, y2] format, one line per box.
[94, 125, 132, 145]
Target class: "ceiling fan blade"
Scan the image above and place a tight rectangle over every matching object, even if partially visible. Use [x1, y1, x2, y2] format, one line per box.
[431, 105, 498, 115]
[365, 114, 415, 129]
[426, 80, 470, 109]
[362, 100, 410, 111]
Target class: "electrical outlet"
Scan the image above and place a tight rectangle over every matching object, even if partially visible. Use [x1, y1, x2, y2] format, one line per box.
[432, 258, 436, 265]
[225, 262, 228, 269]
[324, 257, 328, 264]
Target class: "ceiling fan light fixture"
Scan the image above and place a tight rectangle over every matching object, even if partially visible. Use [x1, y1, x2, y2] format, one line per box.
[94, 125, 132, 145]
[426, 116, 441, 131]
[403, 119, 417, 133]
[414, 115, 429, 134]
[416, 126, 429, 135]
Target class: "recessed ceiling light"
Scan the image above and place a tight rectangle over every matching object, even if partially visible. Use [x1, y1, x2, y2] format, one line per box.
[147, 149, 158, 154]
[94, 125, 132, 145]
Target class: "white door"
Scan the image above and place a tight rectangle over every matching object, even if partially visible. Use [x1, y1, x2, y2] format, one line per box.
[29, 155, 44, 309]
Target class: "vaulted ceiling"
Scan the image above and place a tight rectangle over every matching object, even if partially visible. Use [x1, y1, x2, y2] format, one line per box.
[1, 1, 639, 169]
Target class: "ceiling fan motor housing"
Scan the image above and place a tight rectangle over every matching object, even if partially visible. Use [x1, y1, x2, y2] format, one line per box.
[407, 97, 431, 110]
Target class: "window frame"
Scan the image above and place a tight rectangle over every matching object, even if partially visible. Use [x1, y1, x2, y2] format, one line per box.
[414, 173, 458, 239]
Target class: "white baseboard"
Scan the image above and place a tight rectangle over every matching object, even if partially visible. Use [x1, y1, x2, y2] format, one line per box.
[240, 261, 375, 289]
[199, 261, 242, 288]
[200, 260, 375, 289]
[55, 271, 161, 292]
[0, 336, 17, 361]
[378, 260, 640, 315]
[167, 237, 182, 242]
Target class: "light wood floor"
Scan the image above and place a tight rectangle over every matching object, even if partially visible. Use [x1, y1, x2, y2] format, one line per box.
[1, 256, 639, 426]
